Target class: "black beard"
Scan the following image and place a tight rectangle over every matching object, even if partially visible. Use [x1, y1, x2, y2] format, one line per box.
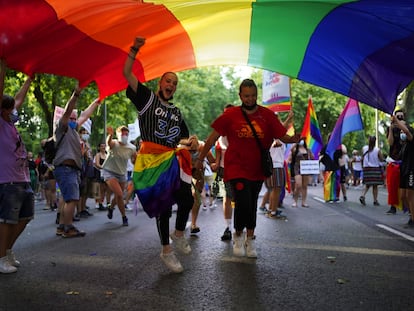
[158, 90, 173, 102]
[241, 103, 257, 111]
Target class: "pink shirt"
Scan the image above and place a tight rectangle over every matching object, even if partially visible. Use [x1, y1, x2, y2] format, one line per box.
[0, 110, 30, 183]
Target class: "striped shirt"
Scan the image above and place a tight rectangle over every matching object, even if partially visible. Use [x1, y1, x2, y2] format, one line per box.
[126, 83, 189, 148]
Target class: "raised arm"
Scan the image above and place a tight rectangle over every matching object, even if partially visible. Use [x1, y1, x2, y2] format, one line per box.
[123, 37, 146, 92]
[281, 110, 294, 128]
[14, 76, 32, 111]
[61, 83, 82, 126]
[78, 98, 101, 127]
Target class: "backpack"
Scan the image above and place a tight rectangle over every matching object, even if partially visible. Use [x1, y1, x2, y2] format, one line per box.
[42, 132, 66, 164]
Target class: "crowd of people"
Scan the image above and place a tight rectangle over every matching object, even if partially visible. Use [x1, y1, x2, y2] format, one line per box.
[1, 37, 414, 275]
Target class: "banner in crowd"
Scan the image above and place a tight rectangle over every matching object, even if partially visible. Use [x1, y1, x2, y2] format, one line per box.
[262, 70, 292, 112]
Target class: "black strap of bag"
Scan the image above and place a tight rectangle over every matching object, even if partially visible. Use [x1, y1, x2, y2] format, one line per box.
[241, 108, 265, 151]
[55, 131, 66, 149]
[241, 108, 273, 177]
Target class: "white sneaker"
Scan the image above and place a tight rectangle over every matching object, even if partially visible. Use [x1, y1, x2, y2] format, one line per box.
[233, 232, 246, 257]
[6, 249, 20, 267]
[245, 236, 258, 258]
[0, 256, 17, 274]
[170, 233, 191, 254]
[160, 252, 183, 273]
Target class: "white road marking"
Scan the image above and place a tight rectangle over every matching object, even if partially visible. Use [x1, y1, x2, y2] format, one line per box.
[376, 224, 414, 242]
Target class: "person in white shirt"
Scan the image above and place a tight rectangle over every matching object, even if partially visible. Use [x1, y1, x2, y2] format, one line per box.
[359, 136, 384, 206]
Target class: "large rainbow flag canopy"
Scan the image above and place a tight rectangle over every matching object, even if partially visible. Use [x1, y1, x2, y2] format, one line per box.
[1, 0, 414, 113]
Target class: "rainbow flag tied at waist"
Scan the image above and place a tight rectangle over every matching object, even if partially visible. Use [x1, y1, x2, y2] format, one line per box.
[133, 142, 192, 218]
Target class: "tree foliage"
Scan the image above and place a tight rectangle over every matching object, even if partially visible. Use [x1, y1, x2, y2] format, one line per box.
[2, 66, 411, 157]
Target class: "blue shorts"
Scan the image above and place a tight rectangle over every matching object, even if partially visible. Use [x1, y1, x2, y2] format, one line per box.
[54, 166, 81, 202]
[0, 182, 34, 224]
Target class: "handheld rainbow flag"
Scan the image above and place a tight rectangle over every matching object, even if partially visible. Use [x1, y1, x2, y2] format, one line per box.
[262, 71, 292, 112]
[326, 98, 364, 158]
[300, 97, 323, 158]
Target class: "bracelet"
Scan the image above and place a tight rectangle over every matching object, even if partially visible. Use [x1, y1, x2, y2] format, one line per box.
[195, 158, 203, 162]
[128, 54, 135, 60]
[130, 46, 139, 53]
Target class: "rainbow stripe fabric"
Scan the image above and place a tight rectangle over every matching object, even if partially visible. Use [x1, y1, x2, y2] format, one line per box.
[1, 1, 414, 113]
[133, 142, 192, 218]
[300, 97, 323, 158]
[323, 171, 340, 202]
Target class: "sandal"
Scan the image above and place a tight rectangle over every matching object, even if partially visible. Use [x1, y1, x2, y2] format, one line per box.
[302, 204, 309, 208]
[359, 196, 366, 206]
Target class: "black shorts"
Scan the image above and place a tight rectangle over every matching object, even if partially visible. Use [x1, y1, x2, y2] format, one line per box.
[400, 171, 414, 189]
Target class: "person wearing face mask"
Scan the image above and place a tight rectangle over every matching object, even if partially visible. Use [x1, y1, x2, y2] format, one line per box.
[53, 93, 101, 238]
[385, 110, 405, 215]
[195, 79, 300, 259]
[101, 126, 137, 227]
[390, 115, 414, 228]
[0, 60, 33, 274]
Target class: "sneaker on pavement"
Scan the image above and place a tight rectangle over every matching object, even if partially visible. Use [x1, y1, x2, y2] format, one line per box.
[359, 196, 366, 206]
[266, 211, 286, 220]
[386, 206, 397, 215]
[245, 236, 258, 258]
[258, 206, 267, 213]
[190, 226, 200, 234]
[406, 219, 414, 228]
[107, 207, 114, 219]
[56, 225, 64, 236]
[233, 232, 246, 257]
[122, 216, 129, 226]
[6, 249, 20, 267]
[221, 227, 232, 241]
[0, 256, 17, 274]
[80, 210, 93, 217]
[160, 251, 183, 273]
[170, 233, 191, 254]
[62, 226, 86, 238]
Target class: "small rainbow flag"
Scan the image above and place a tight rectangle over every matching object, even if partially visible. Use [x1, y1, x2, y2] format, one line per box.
[300, 97, 323, 158]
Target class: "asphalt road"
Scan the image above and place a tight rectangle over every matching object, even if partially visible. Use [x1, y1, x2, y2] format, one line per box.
[1, 183, 413, 311]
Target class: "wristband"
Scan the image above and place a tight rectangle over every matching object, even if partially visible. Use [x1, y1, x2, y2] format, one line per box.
[130, 46, 139, 53]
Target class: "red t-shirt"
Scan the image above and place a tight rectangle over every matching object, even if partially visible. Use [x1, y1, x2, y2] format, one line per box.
[212, 106, 287, 181]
